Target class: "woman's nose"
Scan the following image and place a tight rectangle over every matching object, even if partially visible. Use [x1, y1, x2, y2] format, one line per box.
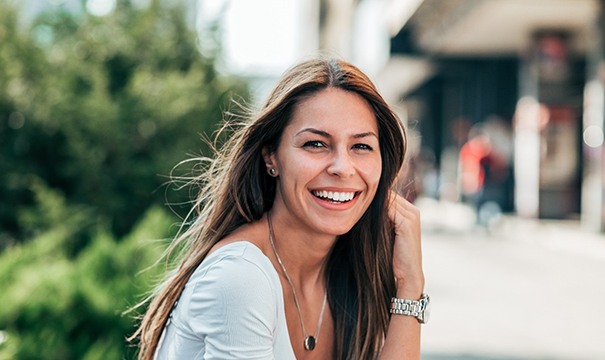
[327, 149, 355, 177]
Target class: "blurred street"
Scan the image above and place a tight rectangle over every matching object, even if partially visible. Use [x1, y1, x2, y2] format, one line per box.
[418, 199, 605, 360]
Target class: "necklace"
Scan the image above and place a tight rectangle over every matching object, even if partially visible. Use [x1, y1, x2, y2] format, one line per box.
[267, 215, 328, 351]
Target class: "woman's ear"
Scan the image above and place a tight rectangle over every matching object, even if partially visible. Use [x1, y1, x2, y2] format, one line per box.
[262, 146, 278, 177]
[261, 146, 274, 165]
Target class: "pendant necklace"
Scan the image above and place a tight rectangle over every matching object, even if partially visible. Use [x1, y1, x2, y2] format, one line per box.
[268, 215, 328, 351]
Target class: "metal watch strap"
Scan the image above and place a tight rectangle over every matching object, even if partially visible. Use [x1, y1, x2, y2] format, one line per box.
[390, 293, 429, 323]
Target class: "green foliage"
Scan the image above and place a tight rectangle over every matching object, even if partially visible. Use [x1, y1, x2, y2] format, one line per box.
[0, 0, 250, 358]
[0, 190, 174, 359]
[0, 0, 248, 244]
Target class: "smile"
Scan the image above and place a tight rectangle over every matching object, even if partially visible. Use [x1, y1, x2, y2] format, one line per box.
[311, 190, 357, 203]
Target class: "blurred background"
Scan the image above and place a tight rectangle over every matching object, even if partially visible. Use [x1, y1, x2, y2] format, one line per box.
[1, 0, 604, 359]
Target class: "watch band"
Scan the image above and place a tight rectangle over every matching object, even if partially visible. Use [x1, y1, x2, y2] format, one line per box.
[390, 293, 430, 324]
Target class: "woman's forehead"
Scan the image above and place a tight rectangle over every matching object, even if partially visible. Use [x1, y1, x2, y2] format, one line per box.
[285, 88, 378, 135]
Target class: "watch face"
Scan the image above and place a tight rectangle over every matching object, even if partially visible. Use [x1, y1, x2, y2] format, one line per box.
[421, 294, 431, 324]
[423, 300, 431, 324]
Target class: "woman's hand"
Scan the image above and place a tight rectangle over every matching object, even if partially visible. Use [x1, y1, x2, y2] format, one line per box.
[388, 191, 424, 297]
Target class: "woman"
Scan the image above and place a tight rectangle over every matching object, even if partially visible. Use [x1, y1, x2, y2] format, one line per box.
[131, 57, 429, 359]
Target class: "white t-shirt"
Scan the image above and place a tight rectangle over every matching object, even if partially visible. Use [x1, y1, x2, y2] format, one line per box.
[155, 241, 296, 359]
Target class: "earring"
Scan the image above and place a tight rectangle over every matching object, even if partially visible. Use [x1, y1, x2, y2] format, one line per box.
[268, 168, 277, 177]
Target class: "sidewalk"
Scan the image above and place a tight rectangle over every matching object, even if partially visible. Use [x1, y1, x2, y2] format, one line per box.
[417, 197, 605, 260]
[416, 198, 605, 360]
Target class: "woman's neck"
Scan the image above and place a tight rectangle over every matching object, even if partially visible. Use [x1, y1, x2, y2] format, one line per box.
[265, 211, 337, 292]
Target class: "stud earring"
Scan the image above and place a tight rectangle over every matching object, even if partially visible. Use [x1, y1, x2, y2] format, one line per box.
[268, 168, 277, 177]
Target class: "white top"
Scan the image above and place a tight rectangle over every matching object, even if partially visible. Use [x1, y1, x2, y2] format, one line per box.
[155, 241, 296, 359]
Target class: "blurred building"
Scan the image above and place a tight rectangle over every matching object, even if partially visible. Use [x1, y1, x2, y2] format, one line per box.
[324, 0, 605, 232]
[380, 0, 604, 230]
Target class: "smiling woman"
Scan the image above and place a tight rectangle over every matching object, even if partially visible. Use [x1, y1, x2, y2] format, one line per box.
[130, 57, 429, 360]
[263, 88, 382, 237]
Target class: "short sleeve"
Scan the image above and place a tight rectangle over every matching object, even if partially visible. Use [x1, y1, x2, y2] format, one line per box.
[182, 250, 279, 359]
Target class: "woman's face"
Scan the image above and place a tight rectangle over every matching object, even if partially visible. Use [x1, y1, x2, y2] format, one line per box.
[266, 87, 382, 237]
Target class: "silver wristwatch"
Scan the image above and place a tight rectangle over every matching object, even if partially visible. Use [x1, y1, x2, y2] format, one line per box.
[390, 293, 431, 324]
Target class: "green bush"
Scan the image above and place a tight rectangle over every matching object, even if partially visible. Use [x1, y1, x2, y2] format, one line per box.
[0, 0, 249, 358]
[0, 0, 248, 244]
[0, 186, 174, 359]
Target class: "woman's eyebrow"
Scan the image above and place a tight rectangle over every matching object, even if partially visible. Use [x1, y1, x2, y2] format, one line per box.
[295, 128, 331, 138]
[295, 128, 378, 139]
[353, 132, 378, 139]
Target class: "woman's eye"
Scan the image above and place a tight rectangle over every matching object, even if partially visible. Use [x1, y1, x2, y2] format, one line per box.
[353, 143, 374, 151]
[303, 141, 326, 149]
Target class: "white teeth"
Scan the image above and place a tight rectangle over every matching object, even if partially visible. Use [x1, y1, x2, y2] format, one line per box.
[312, 190, 356, 202]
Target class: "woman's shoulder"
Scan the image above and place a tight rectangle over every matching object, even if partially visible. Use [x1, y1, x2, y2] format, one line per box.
[206, 218, 269, 258]
[206, 240, 265, 260]
[170, 241, 285, 347]
[193, 241, 275, 285]
[181, 219, 281, 315]
[179, 241, 281, 318]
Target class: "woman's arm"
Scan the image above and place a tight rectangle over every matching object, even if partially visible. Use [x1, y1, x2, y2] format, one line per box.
[380, 192, 425, 359]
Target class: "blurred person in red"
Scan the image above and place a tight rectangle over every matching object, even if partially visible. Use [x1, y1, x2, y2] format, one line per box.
[459, 123, 509, 225]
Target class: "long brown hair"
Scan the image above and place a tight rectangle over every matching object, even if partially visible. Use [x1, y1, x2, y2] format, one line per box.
[130, 57, 407, 359]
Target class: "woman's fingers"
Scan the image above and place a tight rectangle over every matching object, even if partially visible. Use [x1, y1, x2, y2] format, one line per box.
[388, 191, 424, 292]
